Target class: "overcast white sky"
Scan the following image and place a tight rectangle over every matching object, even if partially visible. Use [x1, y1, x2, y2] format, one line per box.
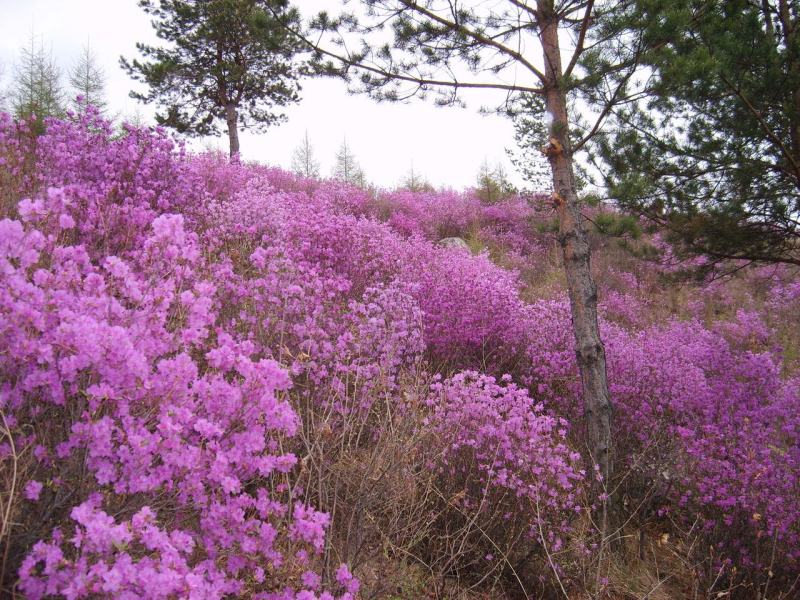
[0, 0, 527, 189]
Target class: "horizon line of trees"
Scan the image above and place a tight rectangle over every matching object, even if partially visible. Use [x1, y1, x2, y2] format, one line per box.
[290, 132, 522, 195]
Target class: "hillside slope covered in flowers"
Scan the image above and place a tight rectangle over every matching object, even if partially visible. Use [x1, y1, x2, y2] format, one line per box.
[1, 112, 799, 599]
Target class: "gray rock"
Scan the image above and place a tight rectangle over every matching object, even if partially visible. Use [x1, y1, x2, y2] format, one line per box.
[437, 237, 470, 251]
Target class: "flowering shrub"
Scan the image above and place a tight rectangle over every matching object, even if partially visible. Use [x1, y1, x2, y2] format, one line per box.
[376, 189, 483, 239]
[423, 372, 583, 550]
[0, 109, 207, 260]
[518, 298, 800, 582]
[0, 114, 362, 598]
[515, 296, 800, 581]
[1, 111, 799, 597]
[606, 321, 800, 577]
[2, 207, 358, 598]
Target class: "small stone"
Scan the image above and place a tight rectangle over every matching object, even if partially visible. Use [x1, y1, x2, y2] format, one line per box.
[437, 237, 470, 251]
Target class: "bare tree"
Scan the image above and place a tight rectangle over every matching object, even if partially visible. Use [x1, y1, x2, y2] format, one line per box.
[332, 138, 365, 186]
[401, 162, 432, 192]
[291, 130, 321, 178]
[0, 62, 8, 112]
[69, 41, 107, 114]
[11, 33, 64, 121]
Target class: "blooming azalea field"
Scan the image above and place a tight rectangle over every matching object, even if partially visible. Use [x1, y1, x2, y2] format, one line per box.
[1, 111, 799, 599]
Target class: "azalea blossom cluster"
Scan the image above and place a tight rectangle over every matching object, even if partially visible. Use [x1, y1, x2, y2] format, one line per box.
[1, 109, 798, 597]
[0, 111, 358, 599]
[299, 166, 800, 582]
[424, 372, 584, 550]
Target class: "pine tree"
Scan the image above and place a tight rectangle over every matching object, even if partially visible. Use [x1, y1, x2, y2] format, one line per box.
[290, 130, 320, 178]
[332, 139, 365, 186]
[69, 42, 107, 114]
[11, 33, 64, 121]
[122, 0, 305, 157]
[289, 0, 652, 522]
[507, 93, 554, 192]
[596, 0, 800, 268]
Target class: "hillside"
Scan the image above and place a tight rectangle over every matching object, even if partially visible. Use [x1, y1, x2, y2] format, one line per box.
[1, 112, 799, 599]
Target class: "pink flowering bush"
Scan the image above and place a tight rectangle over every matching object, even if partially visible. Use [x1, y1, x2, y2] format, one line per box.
[2, 111, 799, 597]
[419, 371, 584, 579]
[606, 321, 800, 579]
[516, 298, 800, 586]
[375, 189, 483, 239]
[0, 109, 208, 260]
[0, 115, 362, 598]
[513, 296, 800, 584]
[2, 208, 354, 598]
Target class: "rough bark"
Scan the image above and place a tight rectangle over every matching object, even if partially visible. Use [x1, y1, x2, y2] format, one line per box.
[784, 11, 800, 171]
[225, 102, 240, 158]
[538, 1, 615, 529]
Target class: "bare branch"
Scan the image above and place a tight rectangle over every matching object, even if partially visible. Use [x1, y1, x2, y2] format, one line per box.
[271, 5, 546, 96]
[563, 0, 594, 79]
[393, 0, 548, 84]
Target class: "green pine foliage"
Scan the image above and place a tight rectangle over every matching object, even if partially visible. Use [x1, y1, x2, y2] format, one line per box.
[121, 0, 305, 155]
[595, 0, 800, 267]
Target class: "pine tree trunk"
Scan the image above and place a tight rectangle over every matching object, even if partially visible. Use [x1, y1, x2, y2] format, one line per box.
[226, 103, 240, 159]
[538, 1, 615, 530]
